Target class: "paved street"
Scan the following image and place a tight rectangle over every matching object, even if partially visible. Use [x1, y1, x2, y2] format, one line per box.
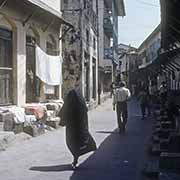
[0, 98, 153, 180]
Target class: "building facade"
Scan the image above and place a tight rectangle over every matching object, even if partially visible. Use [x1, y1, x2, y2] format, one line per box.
[137, 25, 161, 93]
[61, 0, 98, 106]
[97, 0, 125, 97]
[0, 0, 67, 106]
[118, 44, 138, 94]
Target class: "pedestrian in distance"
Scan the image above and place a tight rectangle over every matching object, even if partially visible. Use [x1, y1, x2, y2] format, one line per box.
[110, 82, 115, 98]
[98, 83, 101, 105]
[113, 81, 131, 133]
[159, 81, 167, 104]
[58, 77, 97, 170]
[138, 88, 149, 119]
[146, 91, 152, 116]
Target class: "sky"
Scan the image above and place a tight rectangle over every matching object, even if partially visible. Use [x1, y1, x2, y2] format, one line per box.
[118, 0, 161, 48]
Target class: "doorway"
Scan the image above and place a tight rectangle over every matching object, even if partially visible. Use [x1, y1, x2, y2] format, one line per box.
[0, 28, 12, 105]
[26, 29, 40, 103]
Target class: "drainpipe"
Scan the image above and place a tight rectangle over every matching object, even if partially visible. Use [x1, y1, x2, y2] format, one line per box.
[96, 0, 101, 104]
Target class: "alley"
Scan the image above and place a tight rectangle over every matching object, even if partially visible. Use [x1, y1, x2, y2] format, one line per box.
[0, 98, 152, 180]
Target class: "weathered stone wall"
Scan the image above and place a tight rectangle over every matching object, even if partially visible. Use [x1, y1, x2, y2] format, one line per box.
[62, 1, 82, 96]
[62, 0, 98, 104]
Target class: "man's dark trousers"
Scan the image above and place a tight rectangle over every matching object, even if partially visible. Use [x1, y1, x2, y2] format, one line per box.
[116, 101, 128, 131]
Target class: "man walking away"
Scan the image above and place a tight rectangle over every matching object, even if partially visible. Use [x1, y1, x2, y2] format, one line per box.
[113, 81, 131, 133]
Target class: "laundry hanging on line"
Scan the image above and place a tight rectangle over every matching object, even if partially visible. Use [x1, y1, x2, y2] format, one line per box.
[36, 45, 63, 86]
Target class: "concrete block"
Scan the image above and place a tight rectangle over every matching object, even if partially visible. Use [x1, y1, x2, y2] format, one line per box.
[46, 110, 56, 120]
[0, 112, 14, 122]
[23, 125, 45, 137]
[3, 118, 15, 131]
[14, 123, 24, 134]
[159, 172, 180, 180]
[46, 104, 57, 111]
[159, 152, 180, 171]
[142, 160, 159, 178]
[46, 117, 60, 129]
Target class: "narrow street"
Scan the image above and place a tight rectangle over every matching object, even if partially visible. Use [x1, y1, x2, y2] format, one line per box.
[0, 98, 153, 180]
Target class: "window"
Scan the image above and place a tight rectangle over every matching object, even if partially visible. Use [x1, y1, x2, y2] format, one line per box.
[86, 29, 89, 45]
[0, 28, 12, 104]
[93, 37, 96, 49]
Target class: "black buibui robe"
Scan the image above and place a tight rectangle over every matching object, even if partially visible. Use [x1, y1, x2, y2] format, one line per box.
[59, 89, 96, 157]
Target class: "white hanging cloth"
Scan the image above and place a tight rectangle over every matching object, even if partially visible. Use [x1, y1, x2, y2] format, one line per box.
[36, 45, 63, 86]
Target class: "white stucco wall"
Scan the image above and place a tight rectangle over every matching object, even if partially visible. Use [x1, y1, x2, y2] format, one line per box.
[0, 9, 61, 106]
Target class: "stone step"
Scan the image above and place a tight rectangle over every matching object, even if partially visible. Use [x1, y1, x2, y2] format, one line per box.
[0, 131, 31, 151]
[151, 143, 168, 156]
[160, 152, 180, 171]
[159, 172, 180, 180]
[142, 160, 159, 178]
[0, 131, 15, 151]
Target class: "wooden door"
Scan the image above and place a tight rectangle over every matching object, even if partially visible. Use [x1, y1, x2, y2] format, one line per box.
[26, 36, 40, 103]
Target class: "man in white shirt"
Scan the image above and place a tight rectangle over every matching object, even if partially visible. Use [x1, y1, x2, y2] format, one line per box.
[113, 81, 131, 133]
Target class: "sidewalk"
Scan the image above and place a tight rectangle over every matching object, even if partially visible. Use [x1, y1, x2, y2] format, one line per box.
[0, 98, 153, 180]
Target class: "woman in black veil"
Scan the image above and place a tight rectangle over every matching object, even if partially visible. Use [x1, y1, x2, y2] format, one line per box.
[59, 78, 96, 169]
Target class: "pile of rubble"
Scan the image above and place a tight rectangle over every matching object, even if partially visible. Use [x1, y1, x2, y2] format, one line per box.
[0, 100, 63, 151]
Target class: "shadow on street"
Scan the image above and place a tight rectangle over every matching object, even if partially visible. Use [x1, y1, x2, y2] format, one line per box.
[30, 164, 73, 172]
[30, 99, 151, 180]
[95, 130, 117, 134]
[69, 128, 148, 180]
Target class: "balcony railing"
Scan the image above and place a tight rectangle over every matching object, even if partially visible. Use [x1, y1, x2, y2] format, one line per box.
[104, 47, 113, 59]
[104, 17, 113, 36]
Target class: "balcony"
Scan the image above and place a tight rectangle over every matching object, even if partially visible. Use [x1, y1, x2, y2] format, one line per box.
[104, 47, 113, 60]
[104, 66, 112, 73]
[104, 17, 113, 37]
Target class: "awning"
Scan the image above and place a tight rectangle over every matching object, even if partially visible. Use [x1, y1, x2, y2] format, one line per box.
[139, 49, 180, 77]
[115, 0, 126, 16]
[104, 0, 125, 17]
[25, 0, 62, 19]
